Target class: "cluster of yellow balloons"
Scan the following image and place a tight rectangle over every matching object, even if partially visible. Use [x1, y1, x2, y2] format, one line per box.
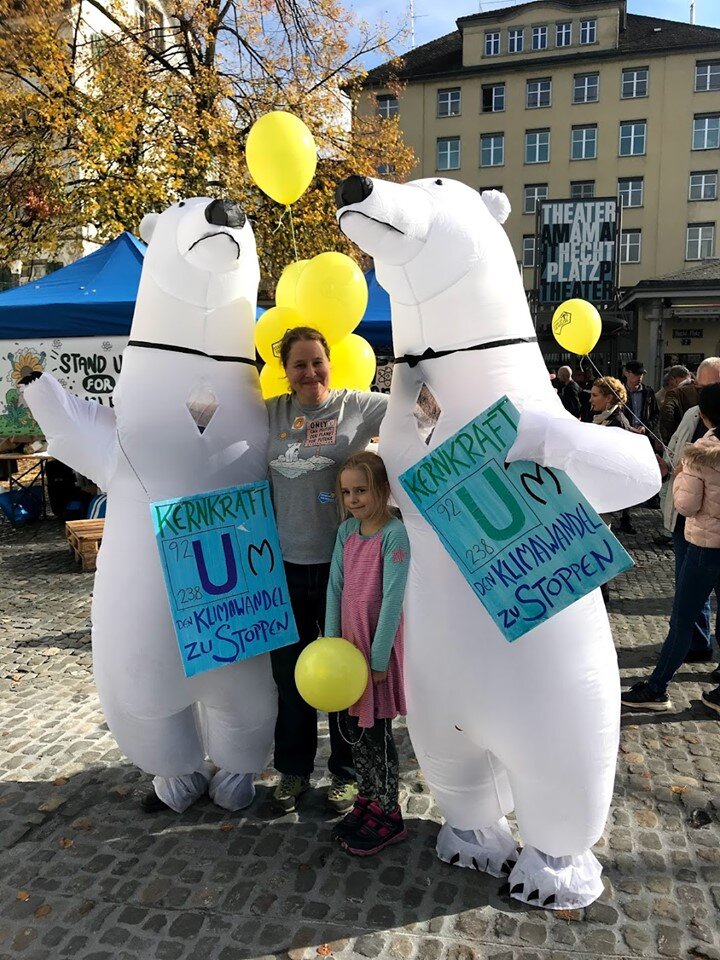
[551, 299, 602, 355]
[295, 636, 369, 712]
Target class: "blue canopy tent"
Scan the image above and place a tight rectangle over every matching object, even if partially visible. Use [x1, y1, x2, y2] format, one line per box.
[0, 232, 146, 339]
[356, 268, 392, 351]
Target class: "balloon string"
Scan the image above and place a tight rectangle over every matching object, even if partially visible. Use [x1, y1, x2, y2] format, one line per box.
[271, 207, 287, 236]
[287, 205, 299, 262]
[581, 353, 673, 462]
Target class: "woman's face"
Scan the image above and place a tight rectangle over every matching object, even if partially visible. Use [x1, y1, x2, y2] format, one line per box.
[284, 338, 331, 405]
[590, 385, 612, 412]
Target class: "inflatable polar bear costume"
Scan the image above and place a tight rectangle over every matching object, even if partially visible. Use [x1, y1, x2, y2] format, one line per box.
[336, 176, 660, 909]
[24, 198, 275, 813]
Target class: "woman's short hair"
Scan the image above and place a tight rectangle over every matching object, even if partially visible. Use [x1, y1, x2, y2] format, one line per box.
[698, 381, 720, 427]
[592, 376, 627, 406]
[278, 327, 330, 368]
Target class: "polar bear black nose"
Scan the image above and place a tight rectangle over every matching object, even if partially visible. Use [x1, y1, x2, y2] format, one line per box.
[335, 175, 373, 209]
[204, 198, 246, 229]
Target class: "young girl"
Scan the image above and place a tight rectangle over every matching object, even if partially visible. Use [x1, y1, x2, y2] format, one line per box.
[325, 451, 410, 855]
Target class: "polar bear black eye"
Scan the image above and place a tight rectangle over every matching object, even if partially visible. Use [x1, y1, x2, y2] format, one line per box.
[178, 201, 185, 208]
[435, 179, 443, 186]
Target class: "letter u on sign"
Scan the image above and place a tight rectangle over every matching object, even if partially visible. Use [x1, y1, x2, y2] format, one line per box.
[457, 465, 525, 541]
[192, 534, 238, 595]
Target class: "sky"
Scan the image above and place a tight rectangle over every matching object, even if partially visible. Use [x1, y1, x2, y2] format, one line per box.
[357, 0, 720, 61]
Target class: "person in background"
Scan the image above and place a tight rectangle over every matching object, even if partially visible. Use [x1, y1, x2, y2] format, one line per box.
[660, 357, 720, 445]
[265, 327, 389, 814]
[556, 365, 582, 418]
[622, 383, 720, 713]
[655, 365, 691, 410]
[622, 360, 659, 440]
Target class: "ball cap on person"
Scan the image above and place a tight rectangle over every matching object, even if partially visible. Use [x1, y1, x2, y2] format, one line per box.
[624, 360, 647, 374]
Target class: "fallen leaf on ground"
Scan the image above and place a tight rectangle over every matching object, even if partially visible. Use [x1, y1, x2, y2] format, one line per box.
[16, 890, 30, 901]
[53, 777, 68, 787]
[220, 823, 233, 832]
[59, 837, 74, 849]
[317, 946, 333, 956]
[34, 904, 52, 918]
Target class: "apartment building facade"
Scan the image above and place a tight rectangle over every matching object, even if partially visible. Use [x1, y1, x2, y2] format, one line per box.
[358, 0, 720, 382]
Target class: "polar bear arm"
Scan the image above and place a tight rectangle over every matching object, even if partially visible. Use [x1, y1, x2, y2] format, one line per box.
[23, 373, 116, 490]
[506, 409, 661, 514]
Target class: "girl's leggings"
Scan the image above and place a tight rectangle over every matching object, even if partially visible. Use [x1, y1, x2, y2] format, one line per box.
[342, 713, 399, 813]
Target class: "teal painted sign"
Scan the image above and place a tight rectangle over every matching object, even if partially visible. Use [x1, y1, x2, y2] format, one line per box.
[152, 481, 299, 677]
[399, 396, 633, 641]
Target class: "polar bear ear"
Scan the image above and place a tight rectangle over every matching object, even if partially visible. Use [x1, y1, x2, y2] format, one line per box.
[481, 190, 511, 224]
[139, 212, 159, 244]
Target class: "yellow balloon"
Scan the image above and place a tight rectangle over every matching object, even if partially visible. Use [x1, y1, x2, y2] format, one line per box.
[255, 306, 303, 365]
[246, 112, 317, 205]
[330, 334, 376, 391]
[295, 636, 369, 712]
[295, 252, 368, 345]
[259, 360, 290, 399]
[275, 260, 309, 310]
[551, 299, 602, 355]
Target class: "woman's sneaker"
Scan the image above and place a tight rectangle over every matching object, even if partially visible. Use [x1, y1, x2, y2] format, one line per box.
[621, 681, 672, 711]
[272, 774, 310, 812]
[701, 687, 720, 715]
[327, 776, 357, 814]
[331, 795, 370, 841]
[341, 801, 408, 856]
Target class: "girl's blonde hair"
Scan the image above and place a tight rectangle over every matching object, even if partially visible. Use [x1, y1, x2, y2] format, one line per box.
[593, 376, 627, 406]
[336, 451, 391, 520]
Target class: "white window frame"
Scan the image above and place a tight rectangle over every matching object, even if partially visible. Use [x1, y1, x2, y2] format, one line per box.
[527, 78, 552, 109]
[437, 137, 460, 171]
[523, 183, 548, 214]
[522, 235, 536, 268]
[621, 67, 648, 99]
[525, 130, 550, 164]
[485, 31, 500, 56]
[693, 115, 720, 151]
[570, 181, 595, 199]
[481, 83, 505, 113]
[619, 120, 646, 156]
[689, 171, 718, 201]
[437, 88, 461, 118]
[508, 28, 524, 53]
[571, 125, 597, 160]
[580, 18, 596, 44]
[695, 61, 720, 92]
[556, 21, 572, 47]
[377, 95, 399, 119]
[573, 72, 599, 103]
[532, 25, 548, 51]
[618, 177, 644, 207]
[686, 224, 715, 260]
[481, 133, 505, 167]
[620, 230, 642, 264]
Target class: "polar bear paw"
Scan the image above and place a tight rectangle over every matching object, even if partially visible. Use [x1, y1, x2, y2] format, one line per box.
[506, 846, 604, 910]
[152, 769, 210, 813]
[208, 770, 255, 812]
[436, 818, 518, 879]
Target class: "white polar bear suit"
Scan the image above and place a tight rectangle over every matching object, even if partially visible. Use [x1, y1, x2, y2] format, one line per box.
[25, 198, 276, 812]
[336, 176, 660, 908]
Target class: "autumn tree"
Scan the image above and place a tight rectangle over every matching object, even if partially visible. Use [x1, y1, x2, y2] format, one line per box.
[0, 0, 415, 292]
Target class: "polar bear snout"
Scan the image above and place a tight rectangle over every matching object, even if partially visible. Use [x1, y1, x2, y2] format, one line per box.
[335, 175, 373, 209]
[204, 198, 246, 230]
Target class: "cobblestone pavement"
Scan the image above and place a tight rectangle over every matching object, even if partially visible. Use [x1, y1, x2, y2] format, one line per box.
[0, 511, 719, 960]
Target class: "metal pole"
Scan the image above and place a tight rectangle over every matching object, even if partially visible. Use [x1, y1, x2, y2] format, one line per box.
[690, 0, 695, 24]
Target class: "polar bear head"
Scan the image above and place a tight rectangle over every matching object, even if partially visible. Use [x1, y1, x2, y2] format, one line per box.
[336, 176, 534, 354]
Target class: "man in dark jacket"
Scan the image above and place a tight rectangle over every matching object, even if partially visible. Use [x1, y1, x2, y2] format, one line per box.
[659, 358, 720, 444]
[622, 360, 659, 438]
[556, 365, 582, 418]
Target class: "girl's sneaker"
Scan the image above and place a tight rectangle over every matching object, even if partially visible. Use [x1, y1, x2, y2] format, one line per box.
[331, 795, 371, 841]
[342, 801, 408, 856]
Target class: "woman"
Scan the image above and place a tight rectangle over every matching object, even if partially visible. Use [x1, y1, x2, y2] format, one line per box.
[622, 382, 720, 714]
[266, 327, 389, 812]
[589, 376, 631, 430]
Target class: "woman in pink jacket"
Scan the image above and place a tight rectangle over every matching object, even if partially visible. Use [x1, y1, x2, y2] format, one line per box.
[622, 382, 720, 715]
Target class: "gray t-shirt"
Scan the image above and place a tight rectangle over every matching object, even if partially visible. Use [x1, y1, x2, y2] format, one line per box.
[266, 389, 389, 564]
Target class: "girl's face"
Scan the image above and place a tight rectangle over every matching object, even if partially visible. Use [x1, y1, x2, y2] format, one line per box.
[590, 386, 612, 412]
[284, 339, 330, 406]
[340, 468, 384, 523]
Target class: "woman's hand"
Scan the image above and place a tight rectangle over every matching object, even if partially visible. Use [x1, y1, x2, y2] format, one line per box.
[656, 455, 669, 479]
[372, 669, 387, 684]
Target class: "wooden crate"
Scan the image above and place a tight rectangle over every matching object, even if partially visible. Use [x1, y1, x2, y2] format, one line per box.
[65, 519, 105, 572]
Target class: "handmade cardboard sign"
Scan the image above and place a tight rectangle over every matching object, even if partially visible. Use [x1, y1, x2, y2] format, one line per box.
[152, 481, 299, 677]
[399, 396, 633, 641]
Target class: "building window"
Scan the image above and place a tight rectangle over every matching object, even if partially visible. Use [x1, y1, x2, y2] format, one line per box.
[618, 177, 644, 207]
[482, 83, 505, 113]
[693, 114, 720, 150]
[695, 60, 720, 92]
[437, 88, 461, 117]
[377, 95, 399, 119]
[90, 32, 107, 61]
[619, 120, 646, 156]
[523, 183, 548, 214]
[686, 223, 715, 260]
[573, 72, 599, 103]
[532, 25, 548, 50]
[138, 0, 164, 52]
[580, 18, 596, 44]
[689, 171, 718, 201]
[571, 124, 597, 160]
[621, 67, 648, 99]
[522, 235, 536, 268]
[525, 129, 550, 164]
[485, 31, 500, 56]
[620, 229, 642, 264]
[377, 163, 396, 176]
[556, 21, 572, 46]
[508, 28, 524, 53]
[481, 133, 505, 167]
[437, 137, 460, 170]
[527, 79, 552, 109]
[570, 180, 595, 199]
